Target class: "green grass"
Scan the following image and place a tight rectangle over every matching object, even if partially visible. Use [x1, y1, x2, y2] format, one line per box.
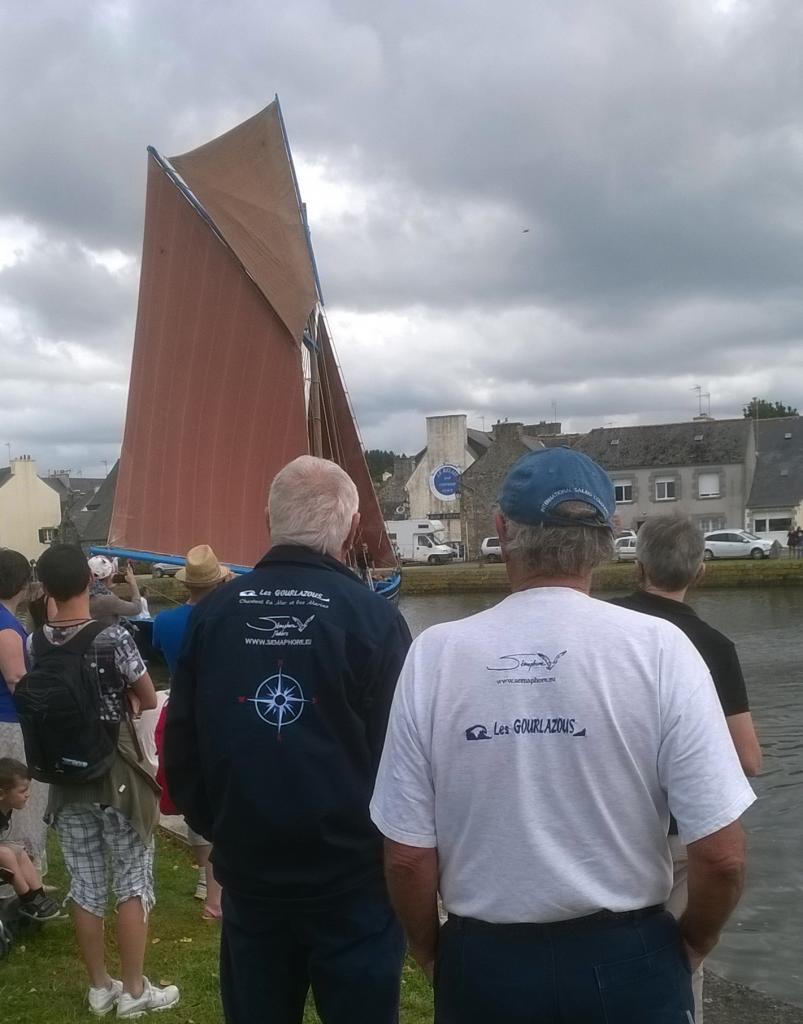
[0, 832, 434, 1023]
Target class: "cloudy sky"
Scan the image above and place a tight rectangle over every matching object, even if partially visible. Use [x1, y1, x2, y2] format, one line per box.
[2, 0, 802, 476]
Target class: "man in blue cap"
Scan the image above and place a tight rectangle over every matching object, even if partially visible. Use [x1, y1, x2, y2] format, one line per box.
[371, 447, 755, 1023]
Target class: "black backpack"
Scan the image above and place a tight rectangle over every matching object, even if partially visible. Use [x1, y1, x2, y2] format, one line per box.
[15, 622, 119, 785]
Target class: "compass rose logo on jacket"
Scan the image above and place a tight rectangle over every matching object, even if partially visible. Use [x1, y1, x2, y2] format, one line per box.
[244, 661, 314, 737]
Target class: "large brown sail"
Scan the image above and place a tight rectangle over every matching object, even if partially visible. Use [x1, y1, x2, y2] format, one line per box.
[317, 319, 397, 570]
[109, 99, 398, 585]
[109, 152, 310, 567]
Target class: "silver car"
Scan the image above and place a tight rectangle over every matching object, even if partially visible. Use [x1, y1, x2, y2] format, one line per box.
[152, 562, 181, 578]
[703, 530, 774, 561]
[613, 536, 638, 562]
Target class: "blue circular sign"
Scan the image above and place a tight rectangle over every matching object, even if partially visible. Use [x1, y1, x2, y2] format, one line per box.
[430, 464, 461, 502]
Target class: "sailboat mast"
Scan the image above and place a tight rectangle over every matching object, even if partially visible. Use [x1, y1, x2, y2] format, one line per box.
[308, 319, 324, 457]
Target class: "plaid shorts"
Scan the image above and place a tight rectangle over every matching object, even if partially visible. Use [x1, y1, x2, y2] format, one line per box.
[54, 805, 155, 918]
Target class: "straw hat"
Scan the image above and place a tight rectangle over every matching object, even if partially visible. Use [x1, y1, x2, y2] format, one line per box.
[176, 545, 230, 587]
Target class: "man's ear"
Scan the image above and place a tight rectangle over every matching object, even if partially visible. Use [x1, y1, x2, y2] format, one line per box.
[344, 512, 361, 554]
[495, 512, 508, 544]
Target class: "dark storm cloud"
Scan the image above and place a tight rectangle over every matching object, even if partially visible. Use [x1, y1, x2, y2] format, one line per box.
[0, 241, 136, 341]
[1, 0, 802, 468]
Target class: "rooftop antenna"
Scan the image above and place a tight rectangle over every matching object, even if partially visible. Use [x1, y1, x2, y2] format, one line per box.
[691, 385, 703, 417]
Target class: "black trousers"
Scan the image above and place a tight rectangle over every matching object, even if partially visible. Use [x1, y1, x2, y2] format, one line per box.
[220, 879, 405, 1024]
[434, 908, 695, 1023]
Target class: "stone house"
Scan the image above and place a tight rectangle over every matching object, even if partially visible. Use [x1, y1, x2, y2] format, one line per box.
[79, 462, 119, 551]
[461, 422, 544, 557]
[376, 455, 415, 521]
[745, 417, 803, 542]
[45, 471, 106, 545]
[572, 419, 755, 534]
[0, 456, 62, 559]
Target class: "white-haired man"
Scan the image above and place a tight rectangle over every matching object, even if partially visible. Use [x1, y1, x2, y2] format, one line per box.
[371, 447, 755, 1023]
[164, 456, 411, 1024]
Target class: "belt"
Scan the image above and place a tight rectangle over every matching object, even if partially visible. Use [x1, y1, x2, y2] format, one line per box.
[449, 905, 664, 933]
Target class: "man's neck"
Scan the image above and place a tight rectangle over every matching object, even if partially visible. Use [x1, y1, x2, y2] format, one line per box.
[642, 583, 689, 604]
[0, 596, 20, 616]
[49, 596, 91, 624]
[507, 567, 592, 595]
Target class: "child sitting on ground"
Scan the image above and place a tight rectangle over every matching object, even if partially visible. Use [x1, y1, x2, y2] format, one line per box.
[0, 758, 62, 921]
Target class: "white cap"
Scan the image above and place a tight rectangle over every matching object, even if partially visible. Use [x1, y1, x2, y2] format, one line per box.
[87, 555, 114, 580]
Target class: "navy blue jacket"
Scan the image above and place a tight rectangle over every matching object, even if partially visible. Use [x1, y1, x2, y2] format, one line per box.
[164, 545, 411, 900]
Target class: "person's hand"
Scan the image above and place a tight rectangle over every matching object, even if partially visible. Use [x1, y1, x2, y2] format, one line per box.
[127, 692, 142, 719]
[683, 941, 705, 974]
[409, 946, 436, 985]
[125, 564, 137, 587]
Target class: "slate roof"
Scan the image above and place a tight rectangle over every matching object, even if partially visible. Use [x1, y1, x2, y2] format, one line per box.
[80, 462, 119, 545]
[747, 417, 803, 510]
[571, 419, 751, 471]
[467, 428, 492, 457]
[0, 468, 10, 489]
[45, 475, 105, 510]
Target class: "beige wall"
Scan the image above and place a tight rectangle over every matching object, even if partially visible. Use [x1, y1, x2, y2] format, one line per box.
[0, 457, 62, 559]
[406, 415, 476, 543]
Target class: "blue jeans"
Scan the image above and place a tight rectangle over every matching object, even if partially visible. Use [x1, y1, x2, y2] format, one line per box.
[434, 908, 695, 1023]
[220, 878, 405, 1024]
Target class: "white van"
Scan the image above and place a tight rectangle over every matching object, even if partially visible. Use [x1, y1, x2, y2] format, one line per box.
[385, 520, 456, 565]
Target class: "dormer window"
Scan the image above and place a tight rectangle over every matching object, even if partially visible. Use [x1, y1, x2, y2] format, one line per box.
[694, 434, 704, 442]
[609, 439, 620, 446]
[785, 432, 792, 439]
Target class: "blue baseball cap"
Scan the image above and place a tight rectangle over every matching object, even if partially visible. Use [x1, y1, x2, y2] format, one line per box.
[498, 447, 615, 528]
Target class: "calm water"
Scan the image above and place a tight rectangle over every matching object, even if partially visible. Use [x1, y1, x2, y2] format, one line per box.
[398, 587, 803, 1008]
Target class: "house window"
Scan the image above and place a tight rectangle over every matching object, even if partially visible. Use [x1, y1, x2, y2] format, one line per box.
[769, 517, 792, 531]
[655, 478, 677, 501]
[754, 519, 767, 532]
[614, 480, 633, 504]
[38, 527, 57, 544]
[698, 472, 720, 498]
[699, 515, 725, 533]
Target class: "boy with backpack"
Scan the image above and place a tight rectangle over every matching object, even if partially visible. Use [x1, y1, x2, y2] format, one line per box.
[15, 545, 179, 1018]
[0, 757, 62, 921]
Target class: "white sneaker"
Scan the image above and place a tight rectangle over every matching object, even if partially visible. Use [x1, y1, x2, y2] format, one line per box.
[193, 866, 207, 901]
[116, 977, 180, 1018]
[88, 979, 123, 1016]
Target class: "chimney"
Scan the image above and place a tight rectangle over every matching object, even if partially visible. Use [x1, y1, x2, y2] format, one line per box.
[492, 421, 524, 442]
[10, 455, 37, 477]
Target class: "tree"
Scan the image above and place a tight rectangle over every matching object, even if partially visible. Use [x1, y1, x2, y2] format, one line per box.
[364, 449, 397, 481]
[743, 397, 799, 419]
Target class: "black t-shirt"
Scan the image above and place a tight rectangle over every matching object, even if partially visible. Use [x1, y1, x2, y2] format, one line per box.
[611, 590, 751, 837]
[610, 591, 749, 716]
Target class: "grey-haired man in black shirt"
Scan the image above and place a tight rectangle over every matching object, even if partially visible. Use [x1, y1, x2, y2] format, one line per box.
[611, 514, 761, 1022]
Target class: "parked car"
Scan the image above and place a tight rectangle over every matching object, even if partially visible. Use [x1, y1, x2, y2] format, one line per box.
[152, 562, 180, 578]
[613, 536, 638, 562]
[703, 530, 775, 561]
[480, 536, 502, 563]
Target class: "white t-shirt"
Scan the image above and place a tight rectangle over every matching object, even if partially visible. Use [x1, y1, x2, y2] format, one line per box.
[370, 587, 755, 924]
